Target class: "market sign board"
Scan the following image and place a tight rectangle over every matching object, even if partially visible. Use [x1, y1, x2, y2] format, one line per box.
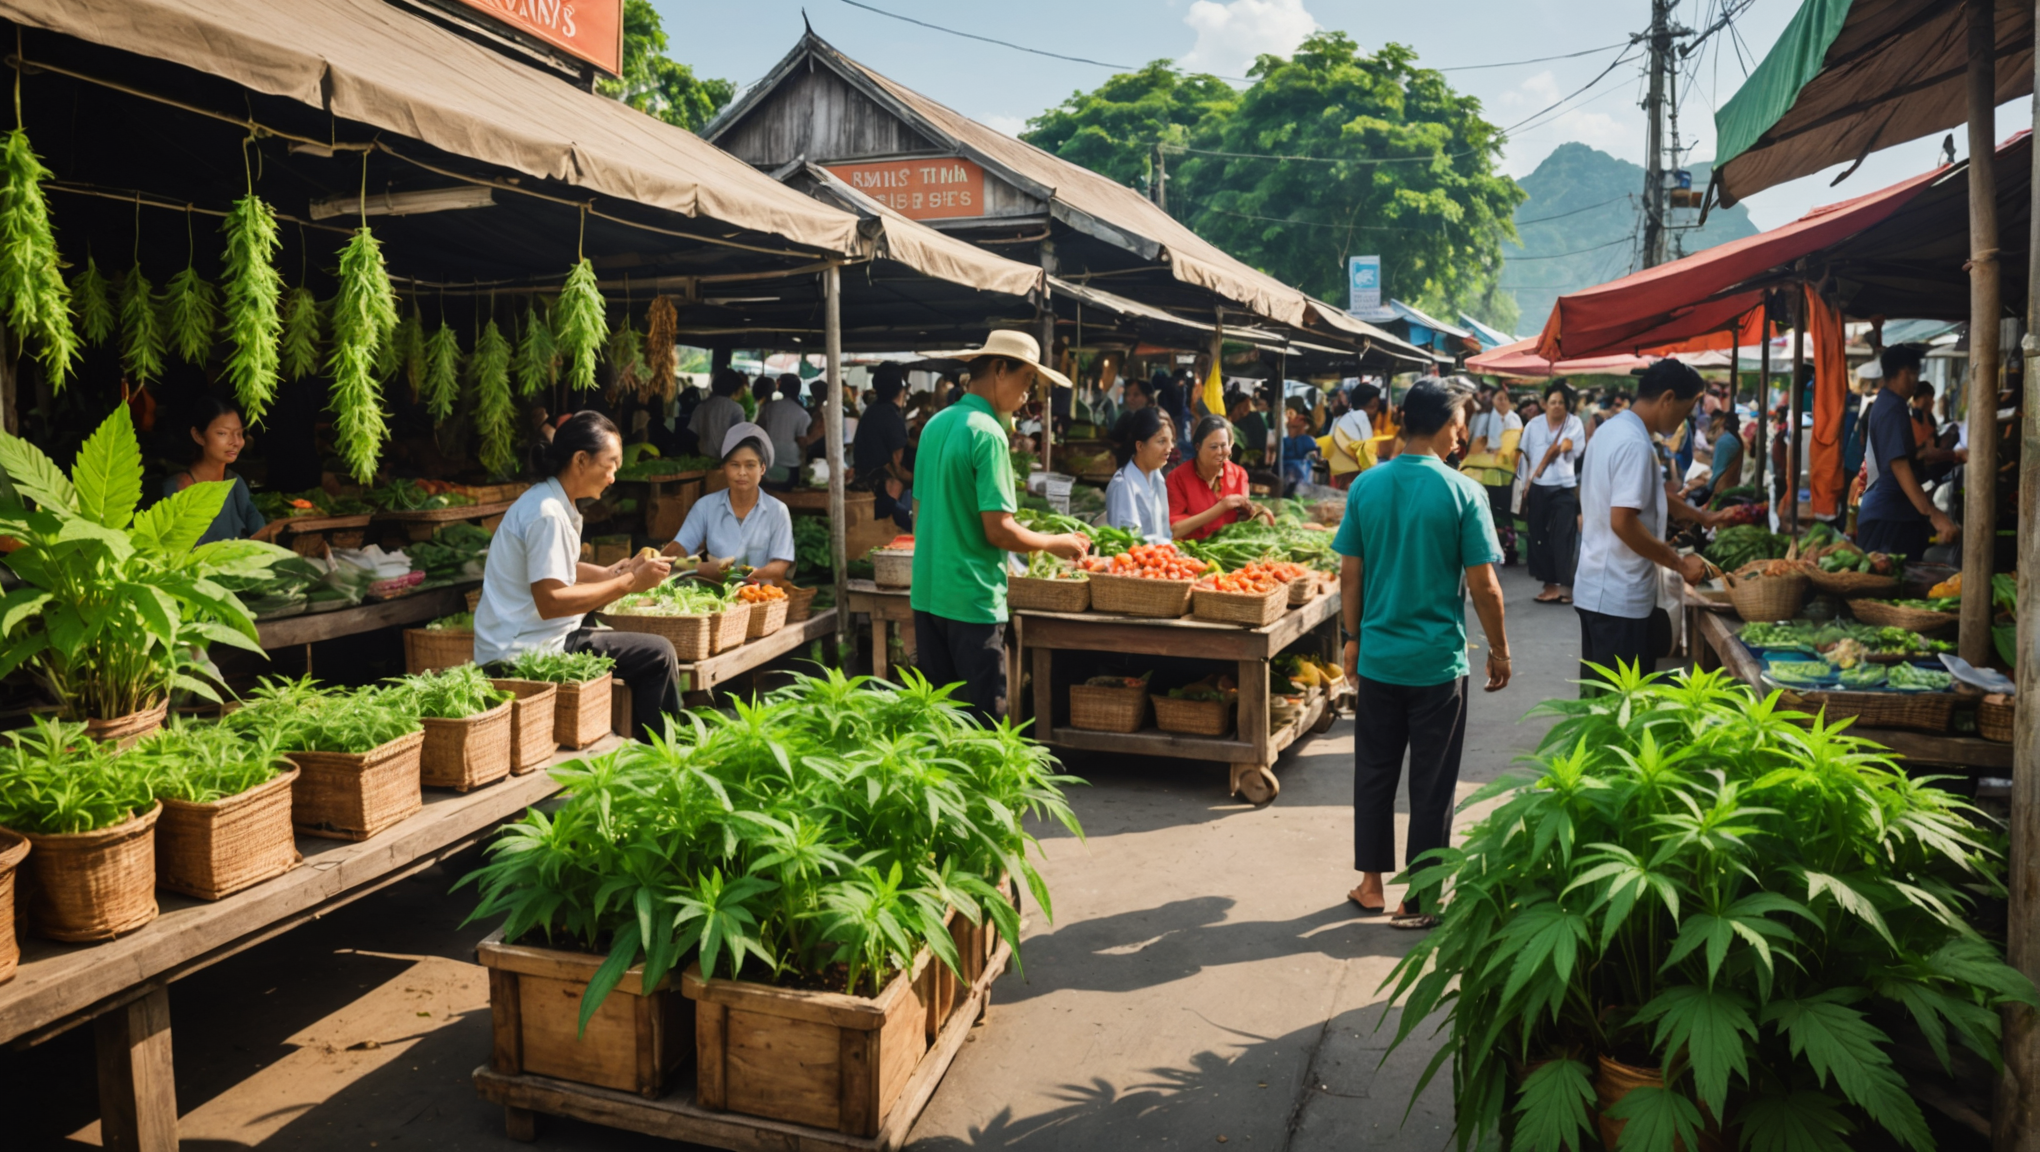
[826, 159, 986, 220]
[450, 0, 624, 76]
[1347, 255, 1381, 316]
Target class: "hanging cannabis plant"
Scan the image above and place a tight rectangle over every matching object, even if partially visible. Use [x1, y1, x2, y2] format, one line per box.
[220, 195, 284, 423]
[604, 309, 645, 399]
[512, 298, 557, 398]
[326, 227, 399, 483]
[280, 287, 321, 381]
[554, 259, 606, 392]
[470, 316, 515, 477]
[0, 129, 77, 387]
[391, 302, 426, 398]
[645, 294, 678, 399]
[71, 255, 113, 346]
[421, 321, 461, 421]
[119, 264, 165, 385]
[164, 265, 218, 365]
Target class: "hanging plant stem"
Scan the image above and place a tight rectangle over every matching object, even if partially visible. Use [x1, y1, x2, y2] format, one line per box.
[164, 266, 219, 365]
[645, 294, 678, 399]
[220, 195, 284, 423]
[0, 129, 77, 387]
[71, 255, 113, 346]
[605, 309, 645, 398]
[279, 287, 321, 381]
[512, 299, 557, 398]
[421, 321, 461, 421]
[119, 263, 165, 385]
[554, 259, 606, 392]
[325, 227, 399, 483]
[390, 300, 425, 397]
[470, 316, 515, 477]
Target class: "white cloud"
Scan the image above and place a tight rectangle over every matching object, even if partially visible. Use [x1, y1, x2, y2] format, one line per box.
[982, 114, 1028, 139]
[1180, 0, 1317, 78]
[1496, 69, 1636, 177]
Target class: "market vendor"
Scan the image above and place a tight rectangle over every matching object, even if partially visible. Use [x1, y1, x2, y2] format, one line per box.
[1167, 415, 1277, 541]
[474, 412, 679, 742]
[661, 422, 796, 585]
[1103, 406, 1175, 544]
[163, 396, 278, 545]
[1858, 344, 1959, 557]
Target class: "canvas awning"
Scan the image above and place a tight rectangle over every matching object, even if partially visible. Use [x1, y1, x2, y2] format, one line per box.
[1710, 0, 2034, 207]
[792, 163, 1045, 298]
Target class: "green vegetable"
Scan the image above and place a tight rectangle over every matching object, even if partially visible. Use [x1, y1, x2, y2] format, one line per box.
[220, 195, 284, 424]
[407, 522, 492, 582]
[71, 254, 114, 345]
[164, 264, 219, 366]
[792, 515, 832, 576]
[0, 717, 156, 834]
[1705, 484, 1761, 511]
[1736, 621, 1815, 650]
[426, 612, 474, 631]
[1025, 550, 1084, 579]
[512, 299, 557, 397]
[611, 580, 729, 616]
[1992, 573, 2017, 615]
[615, 454, 717, 480]
[553, 260, 606, 391]
[1836, 664, 1887, 689]
[1765, 660, 1833, 686]
[1893, 598, 1960, 613]
[471, 318, 517, 477]
[1085, 523, 1145, 558]
[421, 322, 462, 421]
[503, 649, 615, 684]
[326, 227, 399, 484]
[0, 130, 77, 387]
[1886, 663, 1953, 692]
[366, 479, 475, 512]
[1703, 525, 1790, 570]
[119, 262, 165, 385]
[132, 718, 290, 805]
[279, 287, 322, 381]
[228, 676, 422, 754]
[388, 664, 509, 719]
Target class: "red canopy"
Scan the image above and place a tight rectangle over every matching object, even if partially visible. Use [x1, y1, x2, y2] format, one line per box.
[1467, 339, 1740, 379]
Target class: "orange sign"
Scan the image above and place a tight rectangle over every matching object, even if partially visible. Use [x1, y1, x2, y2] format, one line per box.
[451, 0, 624, 76]
[826, 159, 987, 220]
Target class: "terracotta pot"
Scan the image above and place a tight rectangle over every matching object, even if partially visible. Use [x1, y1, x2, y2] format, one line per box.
[0, 829, 29, 983]
[1594, 1054, 1730, 1152]
[84, 699, 170, 750]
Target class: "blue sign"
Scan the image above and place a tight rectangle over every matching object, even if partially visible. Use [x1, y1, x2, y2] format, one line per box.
[1347, 255, 1380, 315]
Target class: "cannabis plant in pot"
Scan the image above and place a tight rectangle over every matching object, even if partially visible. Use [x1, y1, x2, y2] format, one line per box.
[1380, 665, 2036, 1152]
[0, 405, 292, 719]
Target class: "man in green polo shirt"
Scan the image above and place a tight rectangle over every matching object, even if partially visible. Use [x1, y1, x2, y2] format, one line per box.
[1334, 376, 1511, 929]
[911, 330, 1091, 723]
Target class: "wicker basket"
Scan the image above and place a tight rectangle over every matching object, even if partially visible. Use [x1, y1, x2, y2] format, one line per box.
[1151, 694, 1234, 737]
[1978, 695, 2016, 743]
[785, 584, 820, 622]
[466, 587, 483, 613]
[1848, 598, 1959, 634]
[1783, 688, 1958, 734]
[1729, 574, 1808, 623]
[84, 700, 169, 750]
[604, 611, 715, 661]
[1192, 583, 1288, 627]
[1008, 575, 1091, 613]
[290, 730, 426, 841]
[1088, 572, 1194, 618]
[712, 602, 754, 652]
[1803, 567, 1899, 597]
[872, 548, 914, 588]
[0, 829, 28, 983]
[420, 700, 514, 792]
[13, 803, 162, 942]
[1068, 683, 1150, 732]
[1287, 576, 1319, 607]
[555, 674, 615, 749]
[490, 679, 560, 774]
[744, 597, 789, 639]
[404, 627, 476, 674]
[155, 768, 301, 901]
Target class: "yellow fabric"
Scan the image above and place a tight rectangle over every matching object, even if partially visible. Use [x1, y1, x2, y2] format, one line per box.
[1461, 427, 1522, 487]
[1202, 361, 1225, 423]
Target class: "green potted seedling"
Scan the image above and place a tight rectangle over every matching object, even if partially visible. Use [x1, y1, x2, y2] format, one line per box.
[0, 717, 163, 942]
[500, 649, 616, 751]
[130, 719, 299, 901]
[227, 677, 424, 841]
[392, 665, 515, 792]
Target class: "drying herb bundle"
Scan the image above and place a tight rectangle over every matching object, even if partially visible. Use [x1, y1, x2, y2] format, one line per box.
[164, 263, 219, 365]
[644, 294, 678, 398]
[421, 321, 462, 421]
[326, 227, 400, 483]
[71, 255, 114, 345]
[0, 717, 157, 835]
[470, 317, 516, 477]
[0, 129, 76, 387]
[220, 195, 284, 423]
[553, 259, 606, 391]
[604, 311, 647, 398]
[512, 299, 558, 397]
[390, 304, 426, 396]
[279, 287, 322, 380]
[504, 649, 614, 684]
[131, 718, 290, 805]
[389, 664, 511, 720]
[118, 264, 165, 384]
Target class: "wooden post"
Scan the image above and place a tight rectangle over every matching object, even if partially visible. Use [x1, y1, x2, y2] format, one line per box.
[1788, 287, 1806, 537]
[1755, 304, 1770, 499]
[95, 987, 177, 1152]
[1039, 252, 1055, 475]
[1962, 0, 2004, 667]
[823, 264, 849, 661]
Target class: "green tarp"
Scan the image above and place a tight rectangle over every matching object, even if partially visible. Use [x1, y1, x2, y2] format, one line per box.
[1712, 0, 1853, 174]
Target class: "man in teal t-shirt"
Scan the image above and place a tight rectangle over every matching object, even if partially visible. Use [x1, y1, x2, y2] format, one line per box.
[1333, 376, 1511, 927]
[910, 330, 1090, 723]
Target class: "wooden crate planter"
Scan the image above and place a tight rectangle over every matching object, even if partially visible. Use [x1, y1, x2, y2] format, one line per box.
[491, 679, 561, 774]
[478, 931, 694, 1099]
[154, 767, 302, 900]
[554, 675, 615, 750]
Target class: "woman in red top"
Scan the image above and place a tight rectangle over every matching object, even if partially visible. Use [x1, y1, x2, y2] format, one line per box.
[1168, 415, 1277, 540]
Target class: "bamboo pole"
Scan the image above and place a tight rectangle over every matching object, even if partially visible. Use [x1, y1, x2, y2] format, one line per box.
[823, 263, 849, 660]
[1962, 0, 2005, 667]
[1789, 288, 1805, 538]
[1755, 303, 1770, 504]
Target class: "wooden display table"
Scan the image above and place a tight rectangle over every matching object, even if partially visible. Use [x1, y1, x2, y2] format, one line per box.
[676, 609, 840, 694]
[780, 488, 899, 561]
[1015, 588, 1343, 804]
[840, 580, 916, 681]
[1692, 610, 2012, 772]
[0, 737, 622, 1152]
[255, 585, 474, 651]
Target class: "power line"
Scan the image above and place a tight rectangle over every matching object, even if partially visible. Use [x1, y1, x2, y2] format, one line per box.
[1515, 195, 1632, 226]
[1439, 42, 1633, 72]
[834, 0, 1251, 81]
[1502, 236, 1633, 262]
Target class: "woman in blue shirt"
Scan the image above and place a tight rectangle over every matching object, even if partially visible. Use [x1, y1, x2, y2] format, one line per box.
[664, 422, 797, 584]
[1102, 406, 1175, 544]
[161, 396, 274, 545]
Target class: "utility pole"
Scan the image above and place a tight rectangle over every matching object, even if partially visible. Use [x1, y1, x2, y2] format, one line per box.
[1640, 0, 1673, 268]
[1153, 142, 1168, 212]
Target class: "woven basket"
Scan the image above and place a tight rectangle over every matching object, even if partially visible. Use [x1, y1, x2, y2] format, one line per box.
[1848, 598, 1959, 634]
[84, 699, 169, 751]
[1151, 694, 1234, 737]
[466, 588, 483, 613]
[604, 611, 714, 662]
[744, 597, 789, 639]
[490, 679, 560, 774]
[420, 700, 514, 792]
[555, 674, 615, 749]
[872, 548, 913, 588]
[404, 627, 475, 674]
[1068, 683, 1149, 732]
[291, 730, 426, 841]
[1287, 576, 1319, 607]
[785, 584, 820, 622]
[1192, 583, 1288, 627]
[1978, 695, 2016, 743]
[1803, 567, 1899, 597]
[712, 602, 754, 653]
[1784, 688, 1958, 734]
[1729, 574, 1807, 623]
[1088, 572, 1194, 618]
[155, 767, 301, 901]
[13, 803, 161, 942]
[0, 829, 28, 984]
[1008, 575, 1091, 613]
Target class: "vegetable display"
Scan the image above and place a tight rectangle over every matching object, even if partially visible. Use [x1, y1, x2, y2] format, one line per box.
[504, 649, 616, 684]
[1080, 542, 1208, 581]
[792, 515, 831, 575]
[0, 717, 157, 834]
[1887, 663, 1953, 692]
[469, 317, 516, 479]
[407, 522, 492, 583]
[733, 583, 787, 603]
[1702, 524, 1789, 569]
[1837, 664, 1887, 689]
[1179, 520, 1338, 573]
[1023, 551, 1085, 580]
[610, 580, 730, 616]
[164, 261, 218, 366]
[366, 478, 475, 512]
[220, 195, 283, 424]
[426, 612, 474, 631]
[1765, 660, 1834, 687]
[130, 718, 290, 805]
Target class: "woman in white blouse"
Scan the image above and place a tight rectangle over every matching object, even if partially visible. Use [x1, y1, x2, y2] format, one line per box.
[1103, 406, 1175, 544]
[1519, 381, 1586, 604]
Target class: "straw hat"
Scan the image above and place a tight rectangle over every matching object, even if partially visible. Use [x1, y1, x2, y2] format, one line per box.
[953, 329, 1072, 388]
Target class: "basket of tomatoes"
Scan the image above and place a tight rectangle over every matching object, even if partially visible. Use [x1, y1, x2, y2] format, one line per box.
[1080, 544, 1209, 617]
[736, 582, 790, 639]
[1192, 563, 1291, 627]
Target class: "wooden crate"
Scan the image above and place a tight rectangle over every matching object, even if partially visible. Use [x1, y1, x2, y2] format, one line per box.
[478, 932, 694, 1099]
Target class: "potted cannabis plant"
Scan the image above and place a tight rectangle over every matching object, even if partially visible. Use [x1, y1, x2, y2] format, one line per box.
[499, 649, 615, 750]
[0, 405, 291, 743]
[0, 717, 163, 942]
[394, 665, 514, 792]
[227, 677, 424, 841]
[129, 719, 299, 901]
[1380, 665, 2038, 1152]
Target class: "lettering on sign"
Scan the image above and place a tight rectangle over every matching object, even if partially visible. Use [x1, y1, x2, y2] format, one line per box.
[450, 0, 624, 76]
[824, 159, 987, 220]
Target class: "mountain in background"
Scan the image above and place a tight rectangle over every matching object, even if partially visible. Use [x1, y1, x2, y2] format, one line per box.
[1501, 143, 1759, 337]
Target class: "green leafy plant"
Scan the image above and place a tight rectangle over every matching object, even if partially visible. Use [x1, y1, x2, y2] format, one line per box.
[553, 260, 606, 391]
[0, 129, 77, 387]
[70, 254, 114, 345]
[227, 676, 421, 755]
[470, 317, 516, 477]
[164, 263, 219, 366]
[119, 262, 165, 385]
[1379, 665, 2037, 1152]
[460, 668, 1081, 1033]
[512, 299, 558, 397]
[0, 716, 157, 834]
[610, 580, 729, 616]
[605, 311, 645, 389]
[384, 301, 423, 389]
[421, 321, 461, 420]
[325, 227, 399, 483]
[426, 611, 474, 631]
[503, 649, 614, 684]
[0, 405, 291, 718]
[279, 286, 322, 381]
[220, 195, 284, 424]
[388, 664, 509, 719]
[130, 717, 290, 805]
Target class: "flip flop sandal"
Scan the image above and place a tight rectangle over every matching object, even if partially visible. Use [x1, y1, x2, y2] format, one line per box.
[1348, 893, 1386, 915]
[1390, 913, 1439, 930]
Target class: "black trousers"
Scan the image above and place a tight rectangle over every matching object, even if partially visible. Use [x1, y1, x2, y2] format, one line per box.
[1857, 517, 1931, 560]
[1576, 607, 1654, 695]
[1353, 675, 1468, 909]
[564, 627, 682, 743]
[912, 610, 1007, 726]
[1525, 484, 1579, 587]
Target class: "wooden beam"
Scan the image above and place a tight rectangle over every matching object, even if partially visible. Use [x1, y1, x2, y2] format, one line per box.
[824, 263, 850, 662]
[1962, 0, 2005, 668]
[94, 987, 176, 1152]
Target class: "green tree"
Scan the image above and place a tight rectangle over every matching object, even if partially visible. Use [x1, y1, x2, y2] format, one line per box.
[598, 0, 734, 133]
[1023, 62, 1238, 195]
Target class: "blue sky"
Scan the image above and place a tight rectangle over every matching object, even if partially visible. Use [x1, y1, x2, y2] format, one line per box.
[654, 0, 2029, 231]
